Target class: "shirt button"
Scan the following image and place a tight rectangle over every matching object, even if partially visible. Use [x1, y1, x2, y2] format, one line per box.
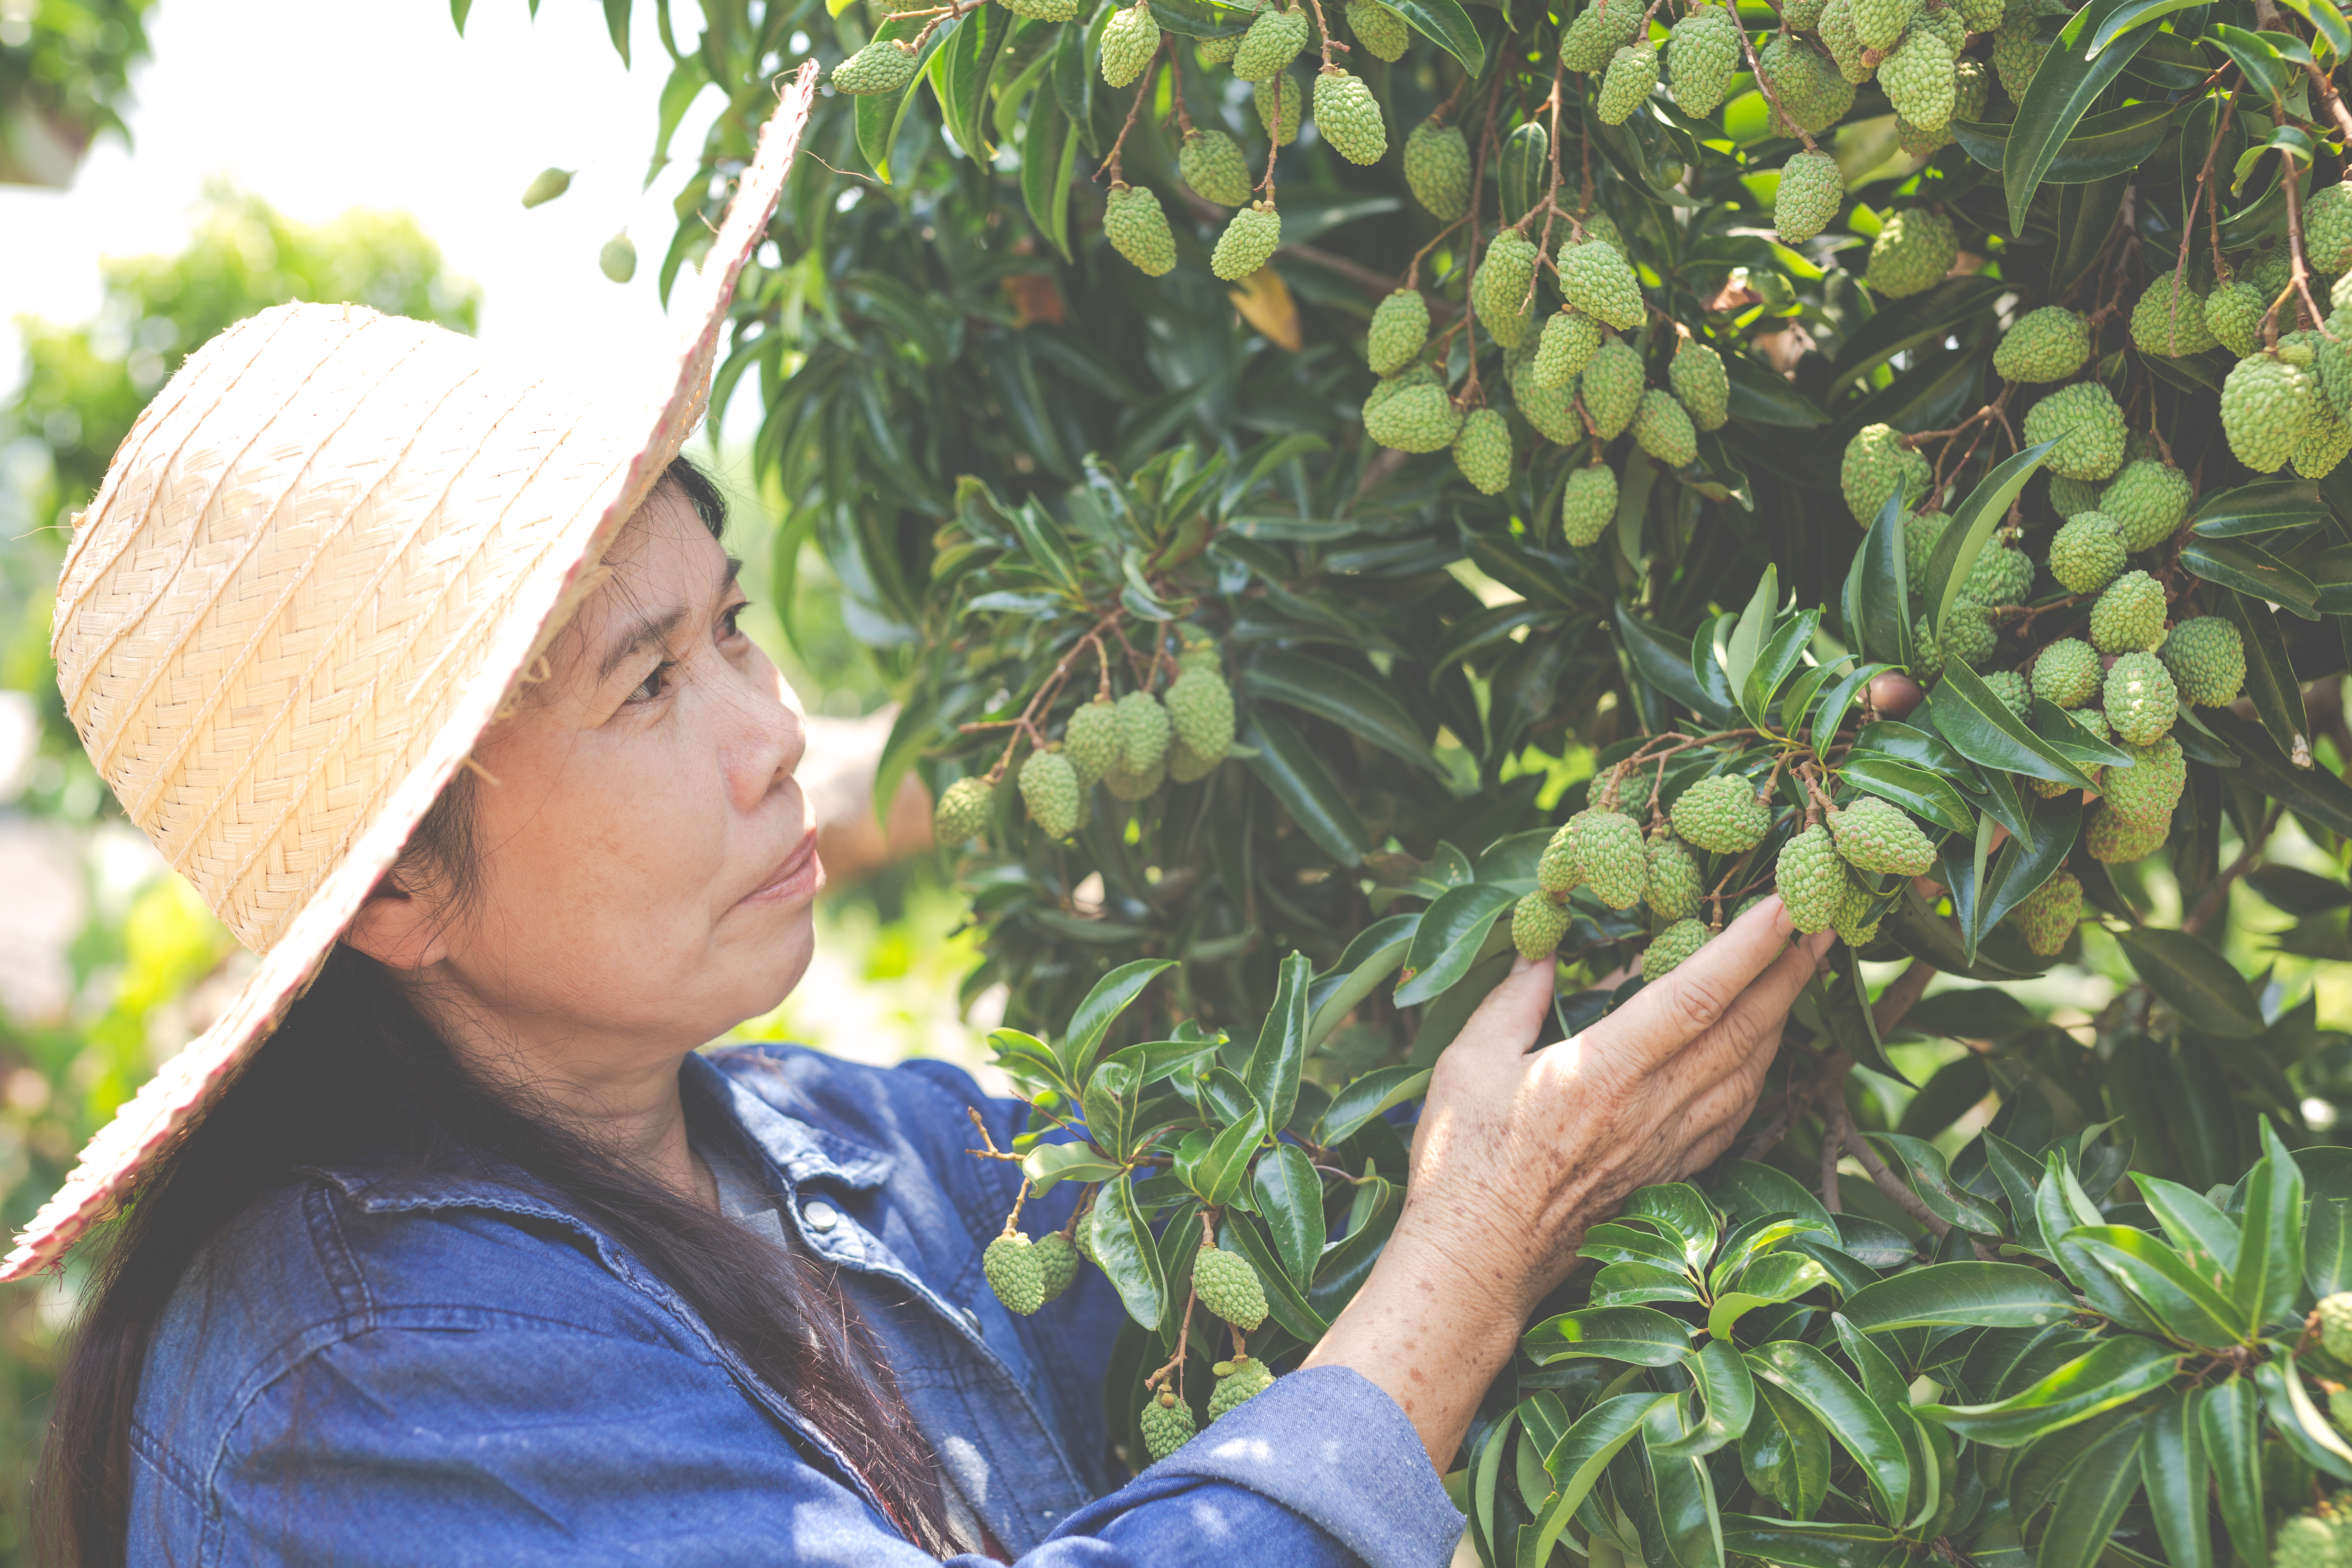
[962, 1307, 983, 1335]
[803, 1201, 840, 1233]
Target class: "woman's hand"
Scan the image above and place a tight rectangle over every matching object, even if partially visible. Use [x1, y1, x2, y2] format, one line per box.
[1301, 896, 1833, 1470]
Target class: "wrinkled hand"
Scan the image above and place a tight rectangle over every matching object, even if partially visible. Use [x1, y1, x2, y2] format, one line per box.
[1401, 895, 1834, 1323]
[1304, 896, 1830, 1469]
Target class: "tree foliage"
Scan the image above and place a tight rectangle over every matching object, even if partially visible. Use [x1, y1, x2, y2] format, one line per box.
[486, 0, 2352, 1553]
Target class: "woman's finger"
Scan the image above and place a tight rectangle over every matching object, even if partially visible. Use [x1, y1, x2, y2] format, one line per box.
[1438, 957, 1560, 1071]
[1665, 928, 1832, 1085]
[1589, 897, 1798, 1071]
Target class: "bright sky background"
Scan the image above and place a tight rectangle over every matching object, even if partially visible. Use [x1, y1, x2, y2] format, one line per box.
[0, 0, 768, 420]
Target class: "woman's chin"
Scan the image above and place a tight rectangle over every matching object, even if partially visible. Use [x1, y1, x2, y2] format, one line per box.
[729, 911, 817, 1024]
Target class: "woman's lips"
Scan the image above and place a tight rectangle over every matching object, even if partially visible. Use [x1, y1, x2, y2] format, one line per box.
[742, 827, 823, 906]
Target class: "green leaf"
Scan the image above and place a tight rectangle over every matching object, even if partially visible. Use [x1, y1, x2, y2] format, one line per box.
[2142, 1387, 2212, 1568]
[1708, 1253, 1834, 1341]
[1813, 662, 1895, 762]
[1189, 1102, 1265, 1207]
[1386, 0, 1483, 71]
[2256, 1351, 2352, 1479]
[1644, 1396, 1728, 1568]
[1624, 1183, 1722, 1272]
[2066, 1225, 2245, 1346]
[934, 2, 1009, 160]
[1522, 1305, 1697, 1366]
[1217, 1206, 1332, 1340]
[2219, 592, 2313, 764]
[1524, 1393, 1677, 1565]
[1726, 566, 1780, 706]
[2209, 21, 2296, 101]
[1582, 1221, 1696, 1270]
[1838, 753, 1978, 835]
[2201, 1376, 2266, 1564]
[988, 1027, 1078, 1100]
[1865, 1133, 2011, 1233]
[1839, 1263, 2078, 1333]
[1725, 351, 1831, 426]
[1317, 1063, 1431, 1146]
[1499, 120, 1548, 226]
[1245, 951, 1312, 1134]
[1081, 1056, 1143, 1159]
[2308, 1198, 2352, 1297]
[2180, 537, 2322, 618]
[1022, 1139, 1128, 1192]
[1828, 278, 2005, 393]
[2037, 1416, 2146, 1568]
[1089, 1174, 1169, 1329]
[1712, 1160, 1838, 1234]
[1620, 601, 1720, 715]
[602, 0, 632, 64]
[1923, 664, 2097, 788]
[2234, 1121, 2306, 1333]
[1744, 610, 1823, 729]
[2277, 0, 2352, 58]
[1717, 1519, 1903, 1568]
[2113, 927, 2265, 1039]
[1394, 883, 1518, 1006]
[1951, 100, 2177, 184]
[2129, 1174, 2242, 1275]
[1060, 959, 1177, 1084]
[1740, 1380, 1834, 1521]
[1145, 0, 1259, 35]
[1019, 91, 1078, 261]
[1746, 1341, 1912, 1519]
[1052, 10, 1099, 155]
[2087, 0, 2207, 52]
[1653, 1340, 1758, 1459]
[1241, 652, 1443, 777]
[2207, 710, 2352, 835]
[2189, 477, 2330, 537]
[1306, 914, 1419, 1049]
[1922, 442, 2058, 636]
[2005, 0, 2160, 233]
[1241, 710, 1372, 866]
[1919, 1335, 2180, 1446]
[1251, 1143, 1323, 1287]
[1978, 789, 2084, 940]
[857, 11, 951, 177]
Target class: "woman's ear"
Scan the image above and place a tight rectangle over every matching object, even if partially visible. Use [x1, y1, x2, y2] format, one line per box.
[344, 873, 452, 971]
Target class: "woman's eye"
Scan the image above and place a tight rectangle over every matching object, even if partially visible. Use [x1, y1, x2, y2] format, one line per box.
[629, 662, 674, 703]
[721, 601, 750, 639]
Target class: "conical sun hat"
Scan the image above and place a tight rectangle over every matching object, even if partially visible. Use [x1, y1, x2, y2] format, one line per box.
[2, 67, 821, 1285]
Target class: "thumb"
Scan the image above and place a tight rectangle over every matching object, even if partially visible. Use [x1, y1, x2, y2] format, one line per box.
[1440, 956, 1558, 1069]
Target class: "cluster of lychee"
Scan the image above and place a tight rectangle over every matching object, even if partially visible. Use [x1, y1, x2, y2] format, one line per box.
[839, 0, 1411, 286]
[1143, 1240, 1278, 1459]
[1359, 208, 1733, 526]
[934, 642, 1237, 847]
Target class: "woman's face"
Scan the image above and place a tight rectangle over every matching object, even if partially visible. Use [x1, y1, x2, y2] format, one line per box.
[396, 481, 821, 1070]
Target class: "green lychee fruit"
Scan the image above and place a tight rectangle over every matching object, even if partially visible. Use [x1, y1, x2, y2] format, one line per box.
[1033, 1229, 1080, 1301]
[1831, 876, 1884, 948]
[1828, 796, 1937, 876]
[2129, 268, 2220, 357]
[1212, 201, 1283, 281]
[1994, 307, 2091, 383]
[2297, 396, 2352, 480]
[2159, 616, 2245, 707]
[2102, 650, 2178, 745]
[1959, 539, 2034, 608]
[1642, 918, 1709, 979]
[2309, 179, 2352, 272]
[1669, 339, 1730, 430]
[1632, 389, 1698, 467]
[2089, 569, 2166, 654]
[2022, 381, 2127, 480]
[1982, 668, 2031, 718]
[1512, 350, 1584, 446]
[2203, 277, 2267, 358]
[1232, 5, 1309, 78]
[984, 1232, 1046, 1314]
[934, 775, 993, 846]
[1255, 71, 1302, 144]
[1775, 825, 1846, 933]
[2049, 511, 2127, 594]
[1597, 42, 1659, 123]
[1562, 0, 1646, 69]
[1645, 829, 1704, 920]
[1868, 207, 1959, 299]
[1208, 1356, 1275, 1420]
[1064, 699, 1121, 788]
[1453, 407, 1514, 494]
[1562, 462, 1619, 546]
[1020, 749, 1083, 838]
[1668, 6, 1743, 114]
[1118, 688, 1173, 773]
[1820, 0, 1872, 82]
[2031, 637, 2102, 708]
[832, 38, 920, 94]
[1142, 1390, 1198, 1460]
[2086, 799, 2169, 862]
[1364, 380, 1463, 453]
[1345, 0, 1411, 60]
[1194, 1244, 1269, 1329]
[1904, 510, 1949, 598]
[1514, 890, 1572, 960]
[1579, 808, 1651, 910]
[1314, 69, 1388, 164]
[1579, 339, 1645, 439]
[1561, 238, 1646, 330]
[2319, 1291, 2352, 1360]
[1990, 11, 2047, 98]
[1878, 33, 1956, 132]
[1774, 149, 1845, 245]
[1179, 128, 1256, 207]
[1759, 32, 1854, 135]
[521, 167, 574, 207]
[1104, 183, 1178, 277]
[1368, 288, 1431, 376]
[2012, 869, 2082, 956]
[1842, 422, 1933, 525]
[1670, 773, 1772, 854]
[2098, 460, 2191, 551]
[1938, 601, 1998, 669]
[1403, 119, 1471, 219]
[1535, 308, 1604, 388]
[2222, 352, 2314, 474]
[1166, 668, 1235, 761]
[1855, 0, 1917, 49]
[2101, 733, 2186, 823]
[1474, 229, 1540, 348]
[1100, 1, 1163, 85]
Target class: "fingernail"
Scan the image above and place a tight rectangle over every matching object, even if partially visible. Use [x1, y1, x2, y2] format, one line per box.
[1771, 897, 1793, 938]
[1510, 955, 1536, 975]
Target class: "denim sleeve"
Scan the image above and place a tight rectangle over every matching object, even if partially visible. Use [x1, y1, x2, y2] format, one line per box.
[208, 1325, 1461, 1568]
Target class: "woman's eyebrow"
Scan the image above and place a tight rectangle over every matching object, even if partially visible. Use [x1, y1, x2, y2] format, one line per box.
[594, 557, 746, 684]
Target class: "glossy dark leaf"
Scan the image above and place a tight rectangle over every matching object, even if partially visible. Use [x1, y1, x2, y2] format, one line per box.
[1923, 664, 2096, 788]
[1245, 951, 1312, 1133]
[2037, 1417, 2146, 1568]
[1920, 1334, 2181, 1445]
[2113, 927, 2264, 1038]
[1740, 1380, 1834, 1521]
[1394, 883, 1517, 1006]
[2207, 709, 2352, 834]
[2142, 1387, 2212, 1568]
[2220, 592, 2314, 764]
[1060, 959, 1176, 1084]
[1718, 1519, 1902, 1568]
[2180, 537, 2322, 618]
[1839, 1263, 2077, 1333]
[1828, 278, 2004, 392]
[1089, 1174, 1168, 1329]
[1240, 710, 1372, 866]
[1251, 1143, 1322, 1287]
[1522, 1305, 1696, 1366]
[1243, 650, 1442, 775]
[1386, 0, 1484, 72]
[1746, 1341, 1911, 1520]
[1839, 753, 1976, 835]
[1951, 100, 2176, 184]
[1316, 1063, 1430, 1146]
[1922, 443, 2058, 636]
[2005, 0, 2160, 232]
[1619, 601, 1720, 717]
[1216, 1207, 1332, 1339]
[2202, 1376, 2267, 1562]
[2189, 477, 2330, 537]
[1813, 663, 1895, 763]
[1522, 1393, 1675, 1565]
[1499, 121, 1548, 226]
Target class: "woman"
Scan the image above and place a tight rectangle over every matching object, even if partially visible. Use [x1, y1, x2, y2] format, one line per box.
[19, 81, 1831, 1566]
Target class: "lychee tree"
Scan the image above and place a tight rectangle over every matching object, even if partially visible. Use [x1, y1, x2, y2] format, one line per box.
[495, 0, 2352, 1557]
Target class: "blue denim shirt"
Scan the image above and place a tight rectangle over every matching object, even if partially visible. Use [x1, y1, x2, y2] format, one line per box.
[128, 1044, 1466, 1566]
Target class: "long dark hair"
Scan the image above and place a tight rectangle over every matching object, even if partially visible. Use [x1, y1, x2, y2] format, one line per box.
[35, 459, 956, 1565]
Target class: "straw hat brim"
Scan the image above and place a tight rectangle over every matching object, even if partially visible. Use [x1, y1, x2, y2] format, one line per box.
[2, 64, 822, 1285]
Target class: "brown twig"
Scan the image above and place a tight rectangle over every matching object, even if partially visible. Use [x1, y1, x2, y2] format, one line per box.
[1099, 52, 1161, 185]
[2183, 803, 2282, 933]
[1734, 18, 1820, 153]
[1843, 1118, 1952, 1239]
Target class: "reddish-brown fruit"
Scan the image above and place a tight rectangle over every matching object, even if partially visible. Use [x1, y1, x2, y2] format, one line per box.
[1869, 672, 1924, 719]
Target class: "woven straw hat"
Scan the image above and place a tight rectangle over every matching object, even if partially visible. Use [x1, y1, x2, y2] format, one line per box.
[2, 69, 820, 1284]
